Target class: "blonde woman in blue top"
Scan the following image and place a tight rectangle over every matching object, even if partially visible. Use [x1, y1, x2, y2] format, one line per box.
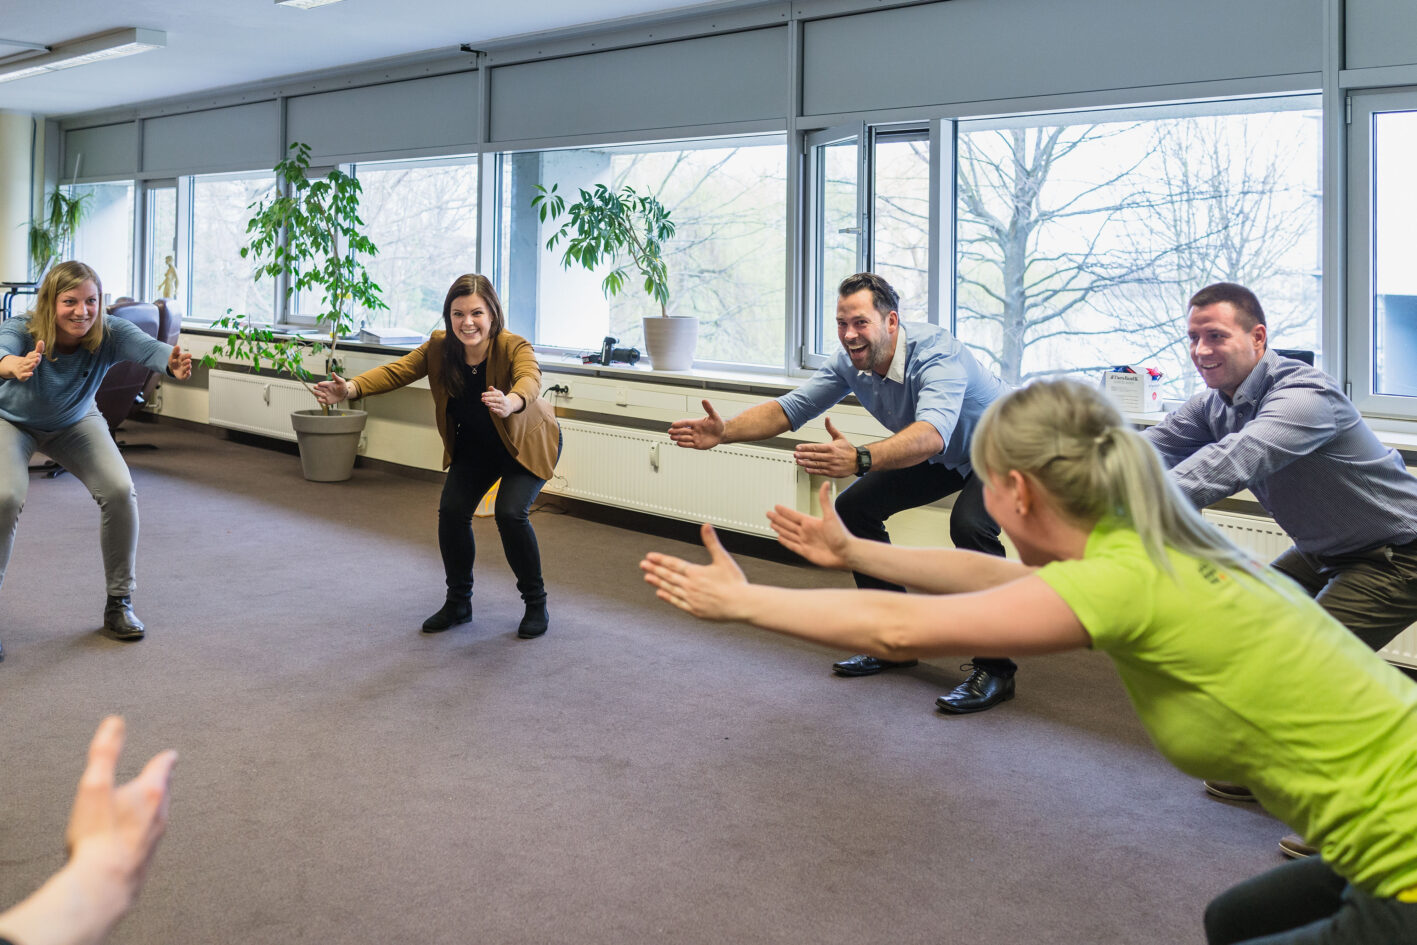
[641, 378, 1417, 944]
[0, 261, 192, 658]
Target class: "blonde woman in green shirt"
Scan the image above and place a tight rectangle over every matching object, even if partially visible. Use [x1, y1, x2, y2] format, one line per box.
[640, 378, 1417, 944]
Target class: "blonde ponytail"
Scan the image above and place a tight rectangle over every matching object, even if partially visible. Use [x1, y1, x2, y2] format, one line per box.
[971, 379, 1263, 580]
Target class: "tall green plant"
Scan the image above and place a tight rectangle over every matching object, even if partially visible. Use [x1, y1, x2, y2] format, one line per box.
[530, 183, 675, 316]
[201, 142, 387, 409]
[27, 188, 91, 278]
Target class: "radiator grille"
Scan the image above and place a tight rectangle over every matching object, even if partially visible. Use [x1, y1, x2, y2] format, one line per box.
[546, 420, 805, 538]
[208, 370, 311, 442]
[1203, 509, 1417, 669]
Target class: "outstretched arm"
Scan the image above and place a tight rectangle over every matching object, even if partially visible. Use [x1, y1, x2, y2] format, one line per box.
[769, 482, 1032, 592]
[668, 399, 791, 450]
[0, 717, 176, 945]
[641, 523, 1089, 660]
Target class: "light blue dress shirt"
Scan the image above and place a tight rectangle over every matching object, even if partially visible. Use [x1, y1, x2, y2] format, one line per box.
[1144, 348, 1417, 557]
[0, 315, 172, 433]
[776, 322, 1006, 476]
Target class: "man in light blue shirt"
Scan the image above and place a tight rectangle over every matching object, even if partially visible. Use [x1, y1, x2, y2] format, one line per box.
[1144, 281, 1417, 858]
[669, 273, 1017, 713]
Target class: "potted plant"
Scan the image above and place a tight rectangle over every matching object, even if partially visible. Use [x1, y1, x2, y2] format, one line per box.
[530, 182, 695, 371]
[27, 186, 91, 279]
[200, 141, 388, 482]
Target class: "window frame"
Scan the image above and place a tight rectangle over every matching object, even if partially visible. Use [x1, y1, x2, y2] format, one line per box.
[1346, 87, 1417, 419]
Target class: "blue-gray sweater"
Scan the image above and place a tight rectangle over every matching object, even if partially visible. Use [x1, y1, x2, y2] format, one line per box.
[0, 315, 172, 432]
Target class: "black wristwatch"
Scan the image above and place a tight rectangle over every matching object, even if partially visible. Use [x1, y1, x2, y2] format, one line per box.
[855, 446, 872, 476]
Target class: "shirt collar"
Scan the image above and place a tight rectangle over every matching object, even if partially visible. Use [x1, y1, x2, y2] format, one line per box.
[859, 322, 908, 384]
[1227, 347, 1278, 408]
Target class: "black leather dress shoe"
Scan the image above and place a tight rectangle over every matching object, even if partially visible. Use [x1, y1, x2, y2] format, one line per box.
[103, 596, 146, 641]
[421, 600, 472, 633]
[936, 663, 1014, 713]
[517, 601, 549, 639]
[832, 654, 919, 677]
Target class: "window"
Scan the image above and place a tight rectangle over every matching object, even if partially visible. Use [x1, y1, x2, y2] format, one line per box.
[1350, 93, 1417, 413]
[68, 181, 134, 302]
[189, 172, 276, 324]
[351, 156, 479, 337]
[805, 124, 933, 360]
[954, 100, 1321, 399]
[498, 136, 787, 367]
[144, 182, 178, 302]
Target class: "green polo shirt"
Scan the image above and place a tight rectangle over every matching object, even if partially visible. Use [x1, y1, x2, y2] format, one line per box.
[1037, 518, 1417, 898]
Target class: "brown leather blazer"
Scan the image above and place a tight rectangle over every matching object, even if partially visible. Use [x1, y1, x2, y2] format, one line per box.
[350, 329, 560, 480]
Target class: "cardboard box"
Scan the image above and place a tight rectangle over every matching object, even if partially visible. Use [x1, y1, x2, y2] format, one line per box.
[1102, 367, 1163, 413]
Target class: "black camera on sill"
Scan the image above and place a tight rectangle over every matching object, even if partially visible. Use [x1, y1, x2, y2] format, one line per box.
[583, 336, 641, 367]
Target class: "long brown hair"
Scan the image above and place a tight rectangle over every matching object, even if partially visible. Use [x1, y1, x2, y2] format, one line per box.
[440, 273, 505, 398]
[28, 261, 104, 357]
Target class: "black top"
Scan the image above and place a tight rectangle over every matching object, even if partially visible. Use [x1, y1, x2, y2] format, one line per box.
[446, 361, 498, 455]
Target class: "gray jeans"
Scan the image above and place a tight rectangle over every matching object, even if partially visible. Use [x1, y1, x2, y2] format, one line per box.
[1272, 541, 1417, 652]
[0, 409, 138, 598]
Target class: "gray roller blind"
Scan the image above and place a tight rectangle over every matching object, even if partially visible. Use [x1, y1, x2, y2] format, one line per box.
[287, 71, 480, 163]
[64, 123, 137, 179]
[802, 0, 1322, 117]
[489, 26, 788, 142]
[1347, 0, 1417, 70]
[142, 101, 280, 175]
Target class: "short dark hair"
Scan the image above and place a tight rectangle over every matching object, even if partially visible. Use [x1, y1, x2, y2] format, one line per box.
[1188, 282, 1266, 330]
[838, 272, 899, 318]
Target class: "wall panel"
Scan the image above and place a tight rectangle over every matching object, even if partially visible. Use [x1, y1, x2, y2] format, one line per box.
[1347, 0, 1417, 71]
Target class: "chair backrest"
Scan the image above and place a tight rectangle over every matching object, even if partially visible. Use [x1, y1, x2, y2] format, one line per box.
[148, 298, 184, 402]
[96, 300, 162, 433]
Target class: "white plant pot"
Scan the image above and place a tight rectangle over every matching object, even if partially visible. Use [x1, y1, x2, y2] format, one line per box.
[642, 316, 698, 372]
[290, 408, 367, 482]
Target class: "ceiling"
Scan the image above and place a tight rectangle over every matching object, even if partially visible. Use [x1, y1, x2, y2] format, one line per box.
[0, 0, 762, 119]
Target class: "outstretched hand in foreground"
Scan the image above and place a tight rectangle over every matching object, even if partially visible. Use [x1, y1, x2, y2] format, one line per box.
[0, 716, 177, 945]
[640, 523, 749, 621]
[767, 481, 853, 571]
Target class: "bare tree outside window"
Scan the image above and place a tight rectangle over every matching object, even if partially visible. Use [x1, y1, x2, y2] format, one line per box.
[954, 107, 1320, 397]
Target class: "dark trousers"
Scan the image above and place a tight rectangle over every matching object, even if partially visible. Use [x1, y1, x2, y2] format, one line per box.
[1271, 540, 1417, 652]
[438, 435, 549, 606]
[834, 462, 1016, 677]
[1204, 855, 1417, 944]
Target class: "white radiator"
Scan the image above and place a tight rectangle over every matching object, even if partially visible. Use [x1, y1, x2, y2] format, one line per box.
[547, 419, 808, 538]
[1203, 509, 1417, 669]
[208, 369, 312, 442]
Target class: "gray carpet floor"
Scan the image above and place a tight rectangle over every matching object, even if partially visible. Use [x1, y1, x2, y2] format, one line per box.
[0, 420, 1289, 944]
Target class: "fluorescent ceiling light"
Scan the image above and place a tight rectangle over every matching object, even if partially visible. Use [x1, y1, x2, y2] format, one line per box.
[275, 0, 347, 8]
[0, 28, 166, 84]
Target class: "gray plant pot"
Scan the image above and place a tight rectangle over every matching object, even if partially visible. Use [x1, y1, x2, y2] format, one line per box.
[642, 315, 698, 372]
[290, 408, 368, 482]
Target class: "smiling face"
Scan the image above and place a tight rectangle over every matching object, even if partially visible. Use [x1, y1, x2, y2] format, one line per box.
[836, 288, 898, 375]
[449, 293, 494, 360]
[1187, 301, 1266, 399]
[54, 279, 101, 349]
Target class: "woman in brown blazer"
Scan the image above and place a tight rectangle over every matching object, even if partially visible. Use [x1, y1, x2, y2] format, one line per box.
[315, 274, 560, 638]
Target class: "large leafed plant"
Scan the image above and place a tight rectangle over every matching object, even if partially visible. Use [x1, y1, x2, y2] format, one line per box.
[530, 182, 675, 316]
[201, 142, 387, 409]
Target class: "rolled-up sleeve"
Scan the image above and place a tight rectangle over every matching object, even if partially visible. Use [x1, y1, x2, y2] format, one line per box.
[776, 364, 850, 431]
[911, 356, 968, 452]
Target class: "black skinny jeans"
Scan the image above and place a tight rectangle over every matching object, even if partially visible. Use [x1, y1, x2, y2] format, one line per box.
[437, 433, 551, 606]
[834, 462, 1016, 677]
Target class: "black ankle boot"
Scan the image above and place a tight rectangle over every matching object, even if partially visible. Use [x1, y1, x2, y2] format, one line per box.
[103, 596, 146, 641]
[517, 600, 549, 639]
[422, 599, 472, 633]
